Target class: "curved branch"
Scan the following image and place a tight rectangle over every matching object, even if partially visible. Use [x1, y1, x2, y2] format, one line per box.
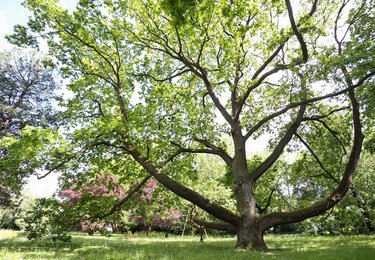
[334, 0, 350, 54]
[193, 138, 233, 166]
[244, 76, 373, 141]
[130, 9, 233, 127]
[302, 106, 350, 121]
[251, 0, 317, 81]
[37, 139, 127, 179]
[235, 65, 288, 120]
[125, 142, 241, 226]
[169, 140, 232, 164]
[92, 99, 105, 117]
[93, 175, 152, 220]
[251, 103, 306, 182]
[134, 67, 190, 82]
[303, 118, 348, 159]
[285, 0, 308, 62]
[235, 0, 318, 118]
[260, 88, 363, 231]
[54, 18, 117, 80]
[257, 187, 276, 214]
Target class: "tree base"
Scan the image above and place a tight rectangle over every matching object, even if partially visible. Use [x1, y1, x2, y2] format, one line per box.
[235, 225, 268, 251]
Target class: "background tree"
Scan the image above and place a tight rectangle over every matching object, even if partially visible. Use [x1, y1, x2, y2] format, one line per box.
[0, 49, 60, 207]
[0, 50, 57, 136]
[8, 0, 374, 251]
[0, 190, 36, 231]
[57, 173, 183, 235]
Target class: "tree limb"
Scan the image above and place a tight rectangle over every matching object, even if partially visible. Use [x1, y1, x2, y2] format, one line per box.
[256, 187, 276, 214]
[244, 75, 373, 141]
[193, 138, 233, 166]
[285, 0, 309, 62]
[168, 140, 233, 166]
[124, 142, 241, 226]
[295, 132, 339, 183]
[260, 87, 363, 231]
[93, 175, 152, 220]
[192, 217, 237, 233]
[251, 102, 306, 182]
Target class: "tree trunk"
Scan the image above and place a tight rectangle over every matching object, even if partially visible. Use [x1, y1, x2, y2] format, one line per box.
[234, 183, 268, 251]
[236, 220, 267, 251]
[231, 125, 268, 251]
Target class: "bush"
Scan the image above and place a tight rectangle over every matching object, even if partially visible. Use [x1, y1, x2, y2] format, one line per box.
[25, 198, 71, 242]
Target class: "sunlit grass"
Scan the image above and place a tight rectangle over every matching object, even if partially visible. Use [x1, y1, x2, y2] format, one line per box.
[1, 230, 374, 259]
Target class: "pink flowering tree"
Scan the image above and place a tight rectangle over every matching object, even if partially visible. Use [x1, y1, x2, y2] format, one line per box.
[59, 174, 182, 235]
[59, 174, 128, 234]
[125, 178, 182, 234]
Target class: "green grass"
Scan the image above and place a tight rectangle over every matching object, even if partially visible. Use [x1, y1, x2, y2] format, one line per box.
[1, 230, 374, 259]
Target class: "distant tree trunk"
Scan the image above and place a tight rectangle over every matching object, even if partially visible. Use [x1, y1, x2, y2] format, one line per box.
[199, 226, 204, 242]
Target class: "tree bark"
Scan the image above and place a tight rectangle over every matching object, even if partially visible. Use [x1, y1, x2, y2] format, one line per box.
[230, 125, 268, 251]
[236, 221, 267, 251]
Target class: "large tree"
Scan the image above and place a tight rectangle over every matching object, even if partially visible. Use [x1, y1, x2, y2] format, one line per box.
[8, 0, 374, 250]
[0, 50, 57, 137]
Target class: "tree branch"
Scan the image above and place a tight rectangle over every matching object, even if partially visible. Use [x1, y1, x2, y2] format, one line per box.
[257, 187, 276, 214]
[285, 0, 309, 63]
[124, 142, 241, 226]
[192, 217, 237, 233]
[169, 140, 233, 166]
[193, 138, 233, 166]
[135, 67, 190, 82]
[235, 65, 288, 120]
[244, 78, 372, 141]
[260, 87, 364, 231]
[295, 132, 339, 183]
[93, 175, 152, 220]
[303, 118, 348, 159]
[37, 139, 127, 179]
[235, 0, 318, 119]
[251, 102, 306, 182]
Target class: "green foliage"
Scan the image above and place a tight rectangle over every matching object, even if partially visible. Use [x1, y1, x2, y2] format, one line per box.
[0, 126, 65, 188]
[0, 191, 36, 230]
[5, 25, 38, 48]
[0, 49, 60, 205]
[160, 0, 202, 26]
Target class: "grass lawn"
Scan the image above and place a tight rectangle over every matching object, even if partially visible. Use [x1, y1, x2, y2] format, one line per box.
[1, 230, 375, 259]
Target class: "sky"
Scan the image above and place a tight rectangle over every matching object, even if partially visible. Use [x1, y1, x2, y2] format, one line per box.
[0, 0, 29, 51]
[0, 0, 77, 197]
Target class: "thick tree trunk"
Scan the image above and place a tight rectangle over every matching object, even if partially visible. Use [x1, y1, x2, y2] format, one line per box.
[236, 220, 267, 251]
[234, 184, 268, 251]
[231, 125, 268, 251]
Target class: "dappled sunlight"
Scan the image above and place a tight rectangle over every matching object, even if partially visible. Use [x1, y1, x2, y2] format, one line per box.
[0, 230, 25, 240]
[73, 245, 111, 253]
